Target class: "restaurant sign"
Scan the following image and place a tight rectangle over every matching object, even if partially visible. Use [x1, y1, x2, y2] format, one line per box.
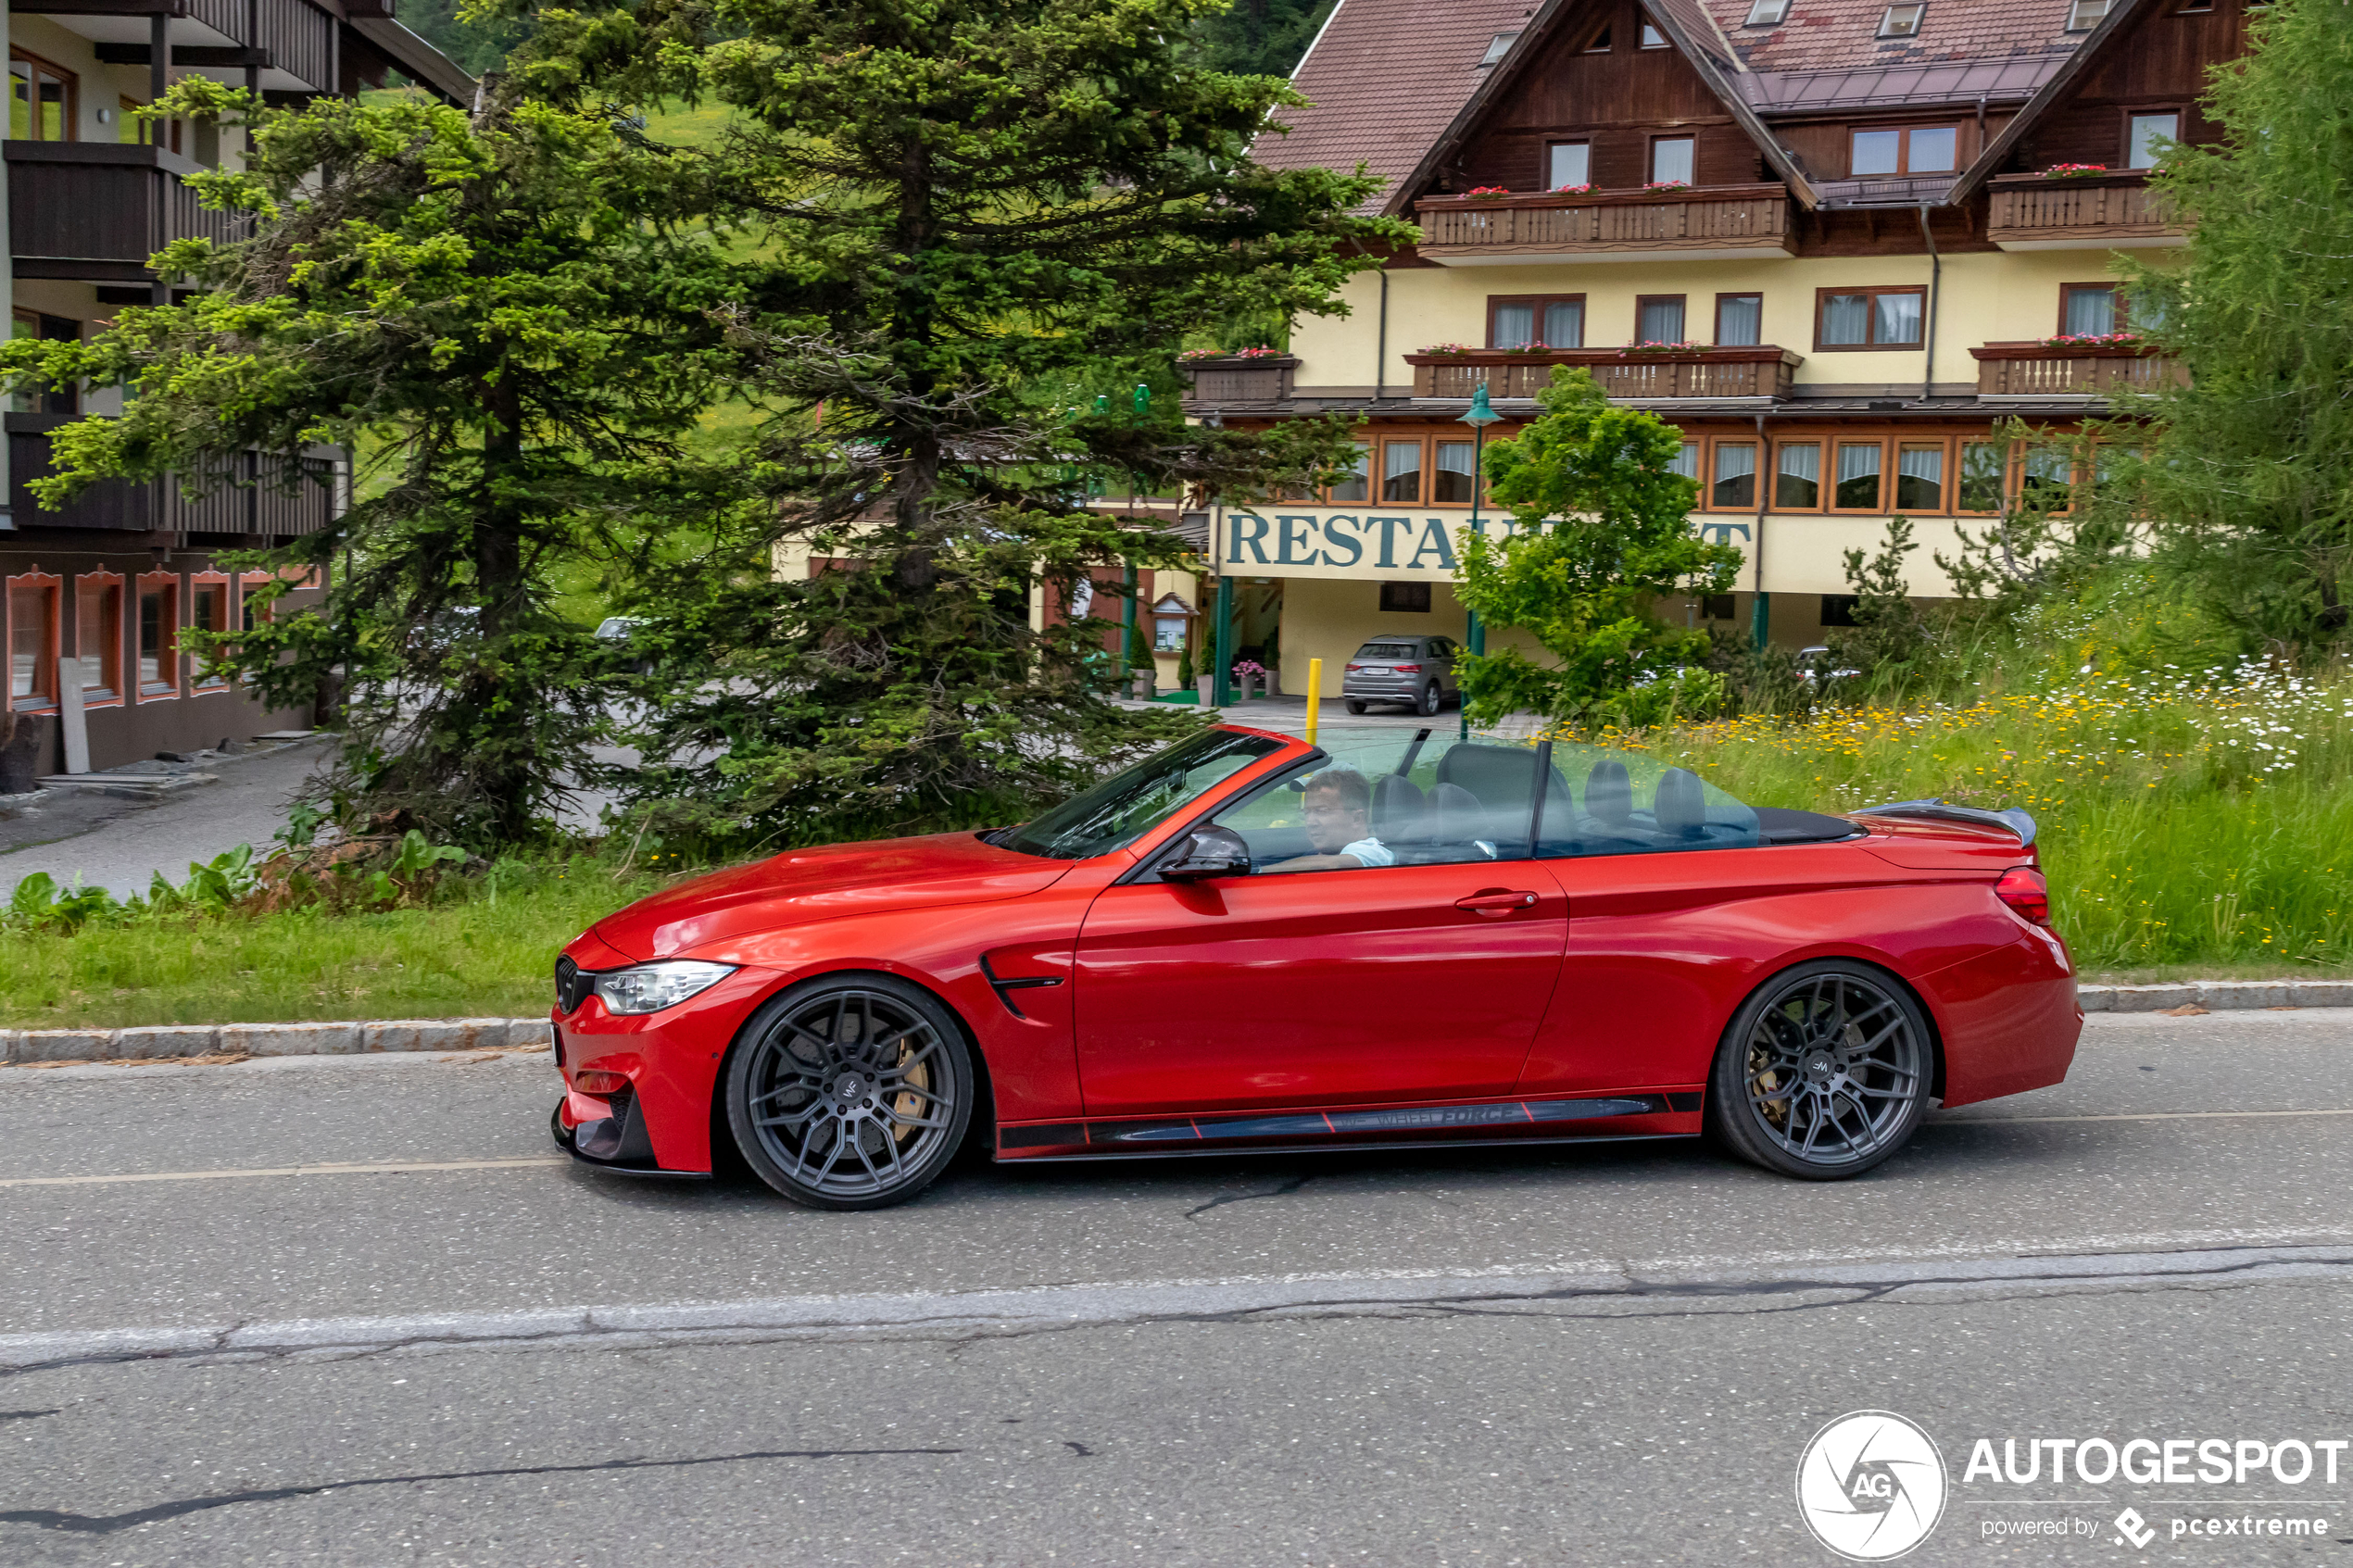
[1215, 506, 1753, 583]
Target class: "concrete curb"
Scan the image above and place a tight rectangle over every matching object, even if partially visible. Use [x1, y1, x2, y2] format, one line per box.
[2076, 980, 2353, 1013]
[1, 1017, 546, 1064]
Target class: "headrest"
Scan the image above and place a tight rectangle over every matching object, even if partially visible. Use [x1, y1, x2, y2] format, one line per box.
[1372, 772, 1428, 834]
[1435, 744, 1537, 807]
[1655, 767, 1706, 835]
[1429, 781, 1480, 831]
[1585, 759, 1632, 826]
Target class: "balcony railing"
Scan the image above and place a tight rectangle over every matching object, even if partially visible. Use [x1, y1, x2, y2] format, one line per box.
[7, 417, 338, 540]
[6, 142, 252, 283]
[1970, 342, 2185, 399]
[1413, 185, 1794, 261]
[1407, 346, 1801, 402]
[1984, 171, 2180, 251]
[1176, 355, 1296, 404]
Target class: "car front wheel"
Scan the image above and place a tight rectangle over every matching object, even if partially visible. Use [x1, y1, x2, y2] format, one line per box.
[1705, 960, 1931, 1180]
[724, 975, 975, 1210]
[1344, 699, 1366, 715]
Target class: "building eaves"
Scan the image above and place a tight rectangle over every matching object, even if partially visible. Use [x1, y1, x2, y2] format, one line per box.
[348, 19, 475, 107]
[1947, 0, 2153, 204]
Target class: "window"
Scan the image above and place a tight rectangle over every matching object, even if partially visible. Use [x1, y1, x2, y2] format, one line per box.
[1817, 287, 1925, 349]
[1775, 442, 1821, 509]
[1650, 136, 1695, 185]
[1850, 126, 1958, 176]
[1834, 441, 1883, 509]
[1710, 443, 1758, 509]
[1488, 295, 1584, 349]
[8, 581, 59, 709]
[136, 577, 179, 698]
[1585, 25, 1613, 50]
[2020, 448, 2073, 510]
[1700, 594, 1737, 620]
[1434, 442, 1478, 505]
[1878, 2, 1924, 36]
[1636, 295, 1687, 345]
[1641, 19, 1668, 46]
[1716, 294, 1763, 346]
[1957, 441, 2007, 513]
[1329, 443, 1369, 503]
[2061, 282, 2120, 335]
[1819, 595, 1860, 628]
[1894, 442, 1944, 510]
[2127, 111, 2179, 169]
[1536, 743, 1761, 859]
[2175, 0, 2211, 11]
[9, 50, 75, 142]
[1381, 441, 1423, 505]
[1479, 31, 1518, 66]
[1000, 729, 1288, 861]
[75, 576, 122, 703]
[2067, 0, 2110, 28]
[1745, 0, 1791, 20]
[10, 312, 80, 416]
[189, 576, 232, 688]
[1203, 734, 1539, 875]
[119, 94, 182, 154]
[1547, 142, 1591, 190]
[1378, 582, 1432, 612]
[1668, 442, 1699, 479]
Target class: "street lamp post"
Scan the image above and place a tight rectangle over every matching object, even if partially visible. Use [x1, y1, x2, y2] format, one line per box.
[1457, 382, 1501, 740]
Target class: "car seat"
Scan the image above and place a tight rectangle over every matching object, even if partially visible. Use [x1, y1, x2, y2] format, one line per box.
[1655, 767, 1707, 838]
[1584, 759, 1633, 830]
[1372, 772, 1431, 854]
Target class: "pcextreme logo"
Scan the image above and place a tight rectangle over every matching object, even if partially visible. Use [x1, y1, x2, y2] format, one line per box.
[1796, 1411, 1950, 1561]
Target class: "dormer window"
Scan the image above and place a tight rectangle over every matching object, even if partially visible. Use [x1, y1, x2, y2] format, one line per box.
[2067, 0, 2111, 28]
[1878, 3, 1924, 36]
[1478, 31, 1518, 66]
[1641, 18, 1669, 46]
[1745, 0, 1791, 21]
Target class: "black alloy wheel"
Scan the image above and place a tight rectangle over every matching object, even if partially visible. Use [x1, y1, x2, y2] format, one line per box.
[1417, 682, 1441, 717]
[724, 975, 975, 1210]
[1706, 960, 1931, 1180]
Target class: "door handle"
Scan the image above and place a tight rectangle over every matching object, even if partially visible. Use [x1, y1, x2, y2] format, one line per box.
[1454, 890, 1540, 914]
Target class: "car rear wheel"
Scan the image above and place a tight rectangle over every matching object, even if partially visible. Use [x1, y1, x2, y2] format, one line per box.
[1417, 682, 1441, 717]
[1344, 699, 1366, 715]
[724, 975, 975, 1210]
[1705, 960, 1931, 1180]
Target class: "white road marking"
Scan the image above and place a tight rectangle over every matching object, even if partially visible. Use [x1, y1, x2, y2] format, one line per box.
[1932, 1107, 2353, 1126]
[0, 1157, 567, 1189]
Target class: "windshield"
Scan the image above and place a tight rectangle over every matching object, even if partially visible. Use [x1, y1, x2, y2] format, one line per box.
[1356, 642, 1416, 659]
[999, 731, 1288, 860]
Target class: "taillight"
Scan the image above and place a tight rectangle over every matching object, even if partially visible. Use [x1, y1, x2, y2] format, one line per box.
[1392, 662, 1421, 672]
[1994, 866, 2050, 926]
[573, 1069, 630, 1095]
[1345, 663, 1364, 671]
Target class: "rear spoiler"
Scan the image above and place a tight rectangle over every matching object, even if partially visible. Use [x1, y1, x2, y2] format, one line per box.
[1852, 798, 2036, 847]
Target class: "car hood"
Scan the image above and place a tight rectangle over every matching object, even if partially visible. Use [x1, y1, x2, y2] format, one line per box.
[592, 832, 1076, 960]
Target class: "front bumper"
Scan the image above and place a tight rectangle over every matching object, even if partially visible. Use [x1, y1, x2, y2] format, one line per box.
[548, 960, 780, 1176]
[550, 1096, 709, 1180]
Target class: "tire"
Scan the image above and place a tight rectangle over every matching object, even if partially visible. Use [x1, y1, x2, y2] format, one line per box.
[1344, 699, 1366, 715]
[1417, 682, 1441, 717]
[1705, 960, 1931, 1181]
[724, 973, 975, 1210]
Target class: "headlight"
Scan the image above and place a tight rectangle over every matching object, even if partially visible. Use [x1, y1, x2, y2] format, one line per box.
[591, 960, 736, 1015]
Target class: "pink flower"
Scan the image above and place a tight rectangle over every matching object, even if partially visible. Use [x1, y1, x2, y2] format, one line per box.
[1551, 182, 1595, 195]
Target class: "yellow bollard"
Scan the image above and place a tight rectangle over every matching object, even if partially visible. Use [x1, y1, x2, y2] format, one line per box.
[1304, 657, 1323, 745]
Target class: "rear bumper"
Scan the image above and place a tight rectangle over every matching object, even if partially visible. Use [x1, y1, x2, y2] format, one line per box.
[1342, 678, 1430, 701]
[1925, 928, 2082, 1107]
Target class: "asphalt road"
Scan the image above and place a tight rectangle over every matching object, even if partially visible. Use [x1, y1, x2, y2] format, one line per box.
[3, 1010, 2350, 1565]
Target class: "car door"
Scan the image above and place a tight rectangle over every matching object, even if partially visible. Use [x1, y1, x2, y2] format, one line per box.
[1072, 735, 1569, 1116]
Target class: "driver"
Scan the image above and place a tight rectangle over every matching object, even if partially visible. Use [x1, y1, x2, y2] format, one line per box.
[1265, 769, 1394, 872]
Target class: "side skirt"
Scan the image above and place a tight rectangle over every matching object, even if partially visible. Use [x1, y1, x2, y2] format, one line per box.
[997, 1092, 1705, 1161]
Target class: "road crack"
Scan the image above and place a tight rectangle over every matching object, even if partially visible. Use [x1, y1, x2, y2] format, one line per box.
[1184, 1173, 1312, 1222]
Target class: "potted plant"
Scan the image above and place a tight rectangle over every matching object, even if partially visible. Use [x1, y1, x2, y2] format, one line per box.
[2041, 163, 2109, 180]
[1644, 179, 1692, 193]
[1231, 659, 1267, 700]
[1465, 185, 1511, 200]
[1551, 182, 1596, 196]
[1418, 343, 1477, 357]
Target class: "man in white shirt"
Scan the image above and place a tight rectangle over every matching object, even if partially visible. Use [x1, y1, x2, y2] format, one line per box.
[1266, 768, 1394, 873]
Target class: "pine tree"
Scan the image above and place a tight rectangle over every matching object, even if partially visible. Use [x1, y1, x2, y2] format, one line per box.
[525, 0, 1402, 847]
[2113, 0, 2353, 652]
[1, 82, 733, 846]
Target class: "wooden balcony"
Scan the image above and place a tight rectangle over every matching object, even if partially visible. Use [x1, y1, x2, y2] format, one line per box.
[8, 417, 338, 541]
[1970, 342, 2186, 400]
[1407, 346, 1801, 402]
[1984, 171, 2181, 252]
[6, 142, 252, 283]
[1176, 354, 1296, 404]
[1412, 185, 1793, 263]
[22, 0, 338, 94]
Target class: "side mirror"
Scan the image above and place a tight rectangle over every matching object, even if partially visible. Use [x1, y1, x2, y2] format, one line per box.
[1159, 826, 1251, 884]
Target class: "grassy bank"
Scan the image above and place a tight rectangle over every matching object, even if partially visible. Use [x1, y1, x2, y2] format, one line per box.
[0, 861, 680, 1030]
[1601, 663, 2353, 973]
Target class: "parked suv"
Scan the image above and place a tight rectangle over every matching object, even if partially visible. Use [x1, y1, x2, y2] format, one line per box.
[1342, 634, 1460, 716]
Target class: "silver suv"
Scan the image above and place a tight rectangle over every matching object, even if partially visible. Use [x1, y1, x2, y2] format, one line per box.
[1342, 634, 1460, 716]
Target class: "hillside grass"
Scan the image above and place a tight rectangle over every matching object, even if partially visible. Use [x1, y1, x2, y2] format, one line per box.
[0, 859, 686, 1030]
[1598, 662, 2353, 975]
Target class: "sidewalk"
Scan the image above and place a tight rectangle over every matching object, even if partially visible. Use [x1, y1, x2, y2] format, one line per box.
[1114, 693, 1547, 741]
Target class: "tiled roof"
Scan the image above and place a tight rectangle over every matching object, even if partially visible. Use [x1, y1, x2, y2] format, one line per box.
[1699, 0, 2084, 75]
[1256, 0, 1539, 212]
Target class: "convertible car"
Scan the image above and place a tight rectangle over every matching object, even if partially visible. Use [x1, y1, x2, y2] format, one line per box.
[550, 725, 2079, 1209]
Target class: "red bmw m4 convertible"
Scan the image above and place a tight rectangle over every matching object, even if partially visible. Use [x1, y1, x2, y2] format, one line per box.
[550, 724, 2080, 1209]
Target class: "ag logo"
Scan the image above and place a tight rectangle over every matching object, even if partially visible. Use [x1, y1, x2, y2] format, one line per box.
[1795, 1411, 1948, 1561]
